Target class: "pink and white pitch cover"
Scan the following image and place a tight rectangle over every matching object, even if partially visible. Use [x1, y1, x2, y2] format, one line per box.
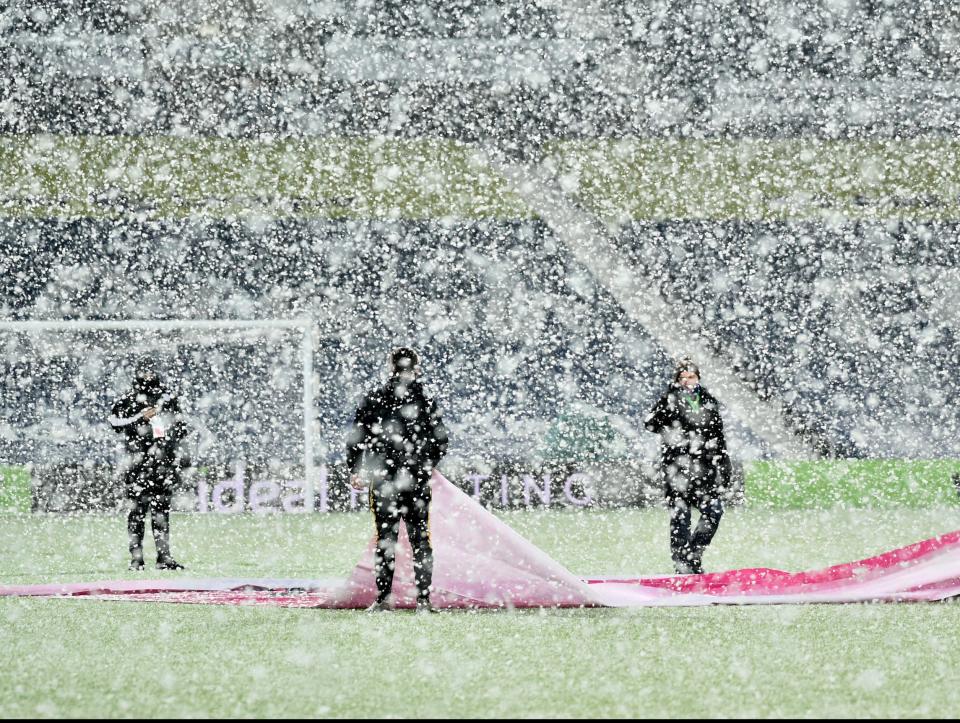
[4, 472, 960, 608]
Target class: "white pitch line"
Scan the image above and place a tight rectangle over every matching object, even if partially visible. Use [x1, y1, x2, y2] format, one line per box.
[486, 148, 817, 460]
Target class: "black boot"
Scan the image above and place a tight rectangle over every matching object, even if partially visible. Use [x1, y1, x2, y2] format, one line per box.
[688, 550, 704, 575]
[156, 556, 185, 570]
[415, 592, 438, 614]
[672, 543, 695, 574]
[673, 559, 695, 575]
[129, 543, 145, 571]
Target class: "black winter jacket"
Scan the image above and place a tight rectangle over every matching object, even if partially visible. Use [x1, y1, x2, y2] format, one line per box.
[644, 383, 732, 488]
[346, 377, 449, 480]
[109, 378, 188, 466]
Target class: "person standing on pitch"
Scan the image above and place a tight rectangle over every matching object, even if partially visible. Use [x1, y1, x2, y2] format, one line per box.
[109, 357, 189, 571]
[347, 347, 449, 612]
[645, 358, 732, 575]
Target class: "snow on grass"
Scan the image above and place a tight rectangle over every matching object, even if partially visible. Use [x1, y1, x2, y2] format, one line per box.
[1, 506, 959, 717]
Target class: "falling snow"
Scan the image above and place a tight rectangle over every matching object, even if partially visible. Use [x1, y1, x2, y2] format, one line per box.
[1, 0, 960, 718]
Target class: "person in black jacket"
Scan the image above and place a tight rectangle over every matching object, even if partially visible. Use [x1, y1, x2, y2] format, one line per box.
[346, 347, 449, 612]
[645, 358, 732, 575]
[109, 357, 188, 571]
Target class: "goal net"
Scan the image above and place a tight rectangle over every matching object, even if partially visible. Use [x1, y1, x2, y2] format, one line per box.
[0, 319, 319, 512]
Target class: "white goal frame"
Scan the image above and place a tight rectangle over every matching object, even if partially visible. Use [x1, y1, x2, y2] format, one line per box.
[0, 318, 319, 511]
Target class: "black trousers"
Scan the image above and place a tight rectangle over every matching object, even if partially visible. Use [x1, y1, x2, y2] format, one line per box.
[664, 461, 724, 565]
[369, 473, 433, 604]
[124, 462, 178, 562]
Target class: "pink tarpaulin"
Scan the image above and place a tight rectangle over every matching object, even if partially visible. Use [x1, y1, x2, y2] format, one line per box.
[3, 472, 960, 608]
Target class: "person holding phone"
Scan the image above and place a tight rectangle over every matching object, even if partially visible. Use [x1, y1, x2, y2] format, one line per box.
[109, 357, 189, 571]
[645, 358, 732, 574]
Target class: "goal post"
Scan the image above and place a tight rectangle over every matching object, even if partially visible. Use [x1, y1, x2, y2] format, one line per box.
[0, 318, 319, 512]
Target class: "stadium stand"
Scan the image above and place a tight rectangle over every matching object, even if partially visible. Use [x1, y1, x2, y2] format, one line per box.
[2, 1, 958, 138]
[0, 0, 958, 471]
[0, 218, 670, 467]
[618, 220, 960, 458]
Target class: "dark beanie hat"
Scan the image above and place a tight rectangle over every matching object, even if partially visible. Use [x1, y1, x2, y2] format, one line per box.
[674, 357, 700, 381]
[390, 347, 420, 373]
[135, 355, 158, 377]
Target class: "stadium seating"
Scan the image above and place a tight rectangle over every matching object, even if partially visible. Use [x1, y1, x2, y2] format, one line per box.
[2, 1, 958, 138]
[1, 1, 958, 467]
[0, 218, 669, 466]
[617, 220, 960, 458]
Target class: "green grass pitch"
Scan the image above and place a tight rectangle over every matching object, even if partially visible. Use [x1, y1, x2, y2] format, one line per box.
[2, 504, 959, 718]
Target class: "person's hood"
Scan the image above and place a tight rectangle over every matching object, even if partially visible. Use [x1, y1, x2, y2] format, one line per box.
[133, 374, 163, 396]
